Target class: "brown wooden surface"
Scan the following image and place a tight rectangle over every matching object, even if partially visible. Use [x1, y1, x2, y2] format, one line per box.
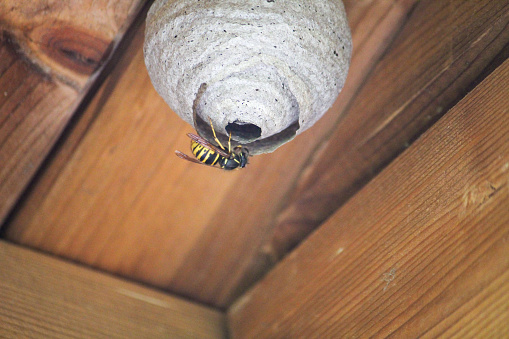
[0, 0, 143, 88]
[3, 0, 416, 308]
[0, 0, 146, 224]
[0, 39, 76, 223]
[228, 59, 509, 338]
[0, 240, 226, 338]
[266, 0, 509, 261]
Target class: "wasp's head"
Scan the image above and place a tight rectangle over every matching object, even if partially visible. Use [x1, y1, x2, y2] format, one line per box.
[234, 146, 249, 168]
[223, 146, 249, 170]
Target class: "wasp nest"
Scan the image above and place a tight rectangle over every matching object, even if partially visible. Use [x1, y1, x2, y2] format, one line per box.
[144, 0, 352, 154]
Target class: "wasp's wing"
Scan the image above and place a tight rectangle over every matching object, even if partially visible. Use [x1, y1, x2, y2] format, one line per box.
[175, 150, 222, 169]
[187, 133, 230, 158]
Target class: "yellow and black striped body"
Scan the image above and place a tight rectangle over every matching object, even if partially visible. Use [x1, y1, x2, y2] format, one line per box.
[176, 126, 249, 170]
[189, 139, 249, 170]
[191, 140, 223, 166]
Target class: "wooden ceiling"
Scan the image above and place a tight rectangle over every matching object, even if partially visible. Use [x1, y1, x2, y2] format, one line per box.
[230, 57, 509, 338]
[1, 0, 508, 311]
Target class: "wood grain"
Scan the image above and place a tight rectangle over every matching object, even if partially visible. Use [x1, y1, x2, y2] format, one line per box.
[228, 59, 509, 338]
[266, 0, 509, 261]
[0, 0, 145, 224]
[0, 240, 226, 338]
[0, 0, 142, 87]
[0, 38, 76, 223]
[3, 0, 417, 308]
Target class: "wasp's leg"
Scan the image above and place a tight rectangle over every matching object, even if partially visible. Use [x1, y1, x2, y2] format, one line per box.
[209, 118, 226, 150]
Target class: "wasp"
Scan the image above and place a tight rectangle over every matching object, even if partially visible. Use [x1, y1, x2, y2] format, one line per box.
[175, 120, 249, 170]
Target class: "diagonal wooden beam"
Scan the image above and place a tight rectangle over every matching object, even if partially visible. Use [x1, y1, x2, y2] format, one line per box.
[228, 59, 509, 338]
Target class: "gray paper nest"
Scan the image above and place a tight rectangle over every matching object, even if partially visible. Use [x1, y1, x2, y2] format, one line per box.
[144, 0, 352, 154]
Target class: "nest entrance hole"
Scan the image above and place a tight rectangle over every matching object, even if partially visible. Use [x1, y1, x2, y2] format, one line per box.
[226, 121, 262, 142]
[194, 111, 299, 154]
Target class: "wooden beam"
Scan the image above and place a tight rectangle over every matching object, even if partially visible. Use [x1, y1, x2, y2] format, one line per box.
[0, 240, 226, 338]
[266, 0, 509, 261]
[0, 0, 146, 224]
[228, 59, 509, 338]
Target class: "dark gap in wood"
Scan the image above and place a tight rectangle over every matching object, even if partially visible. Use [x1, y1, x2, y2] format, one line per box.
[465, 38, 509, 95]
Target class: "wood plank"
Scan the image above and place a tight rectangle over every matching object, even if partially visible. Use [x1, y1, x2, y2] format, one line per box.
[228, 59, 509, 338]
[0, 240, 226, 338]
[265, 0, 509, 261]
[0, 0, 146, 224]
[3, 0, 417, 308]
[0, 42, 76, 221]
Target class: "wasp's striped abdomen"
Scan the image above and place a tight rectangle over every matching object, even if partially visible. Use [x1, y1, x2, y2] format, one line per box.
[191, 140, 222, 166]
[176, 131, 249, 170]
